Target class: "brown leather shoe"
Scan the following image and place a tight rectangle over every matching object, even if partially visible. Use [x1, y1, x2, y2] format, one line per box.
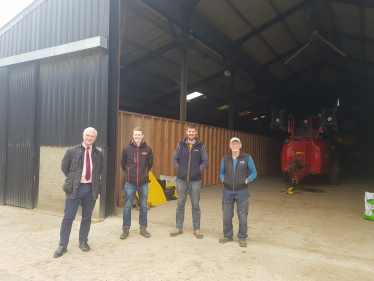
[194, 230, 203, 239]
[170, 229, 183, 237]
[239, 239, 247, 247]
[219, 236, 233, 243]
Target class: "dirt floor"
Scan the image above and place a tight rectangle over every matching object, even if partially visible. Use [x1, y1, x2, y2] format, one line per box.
[0, 173, 373, 281]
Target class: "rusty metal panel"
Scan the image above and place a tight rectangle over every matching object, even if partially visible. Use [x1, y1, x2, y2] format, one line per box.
[0, 0, 110, 59]
[6, 63, 37, 208]
[39, 48, 108, 146]
[0, 67, 8, 204]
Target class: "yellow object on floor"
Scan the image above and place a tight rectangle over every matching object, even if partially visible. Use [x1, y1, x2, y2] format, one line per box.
[166, 183, 189, 198]
[147, 172, 167, 205]
[285, 187, 294, 195]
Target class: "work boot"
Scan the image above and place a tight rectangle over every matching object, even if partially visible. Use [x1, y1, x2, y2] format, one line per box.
[170, 229, 183, 237]
[140, 226, 151, 238]
[219, 236, 233, 244]
[120, 226, 130, 239]
[239, 239, 247, 247]
[194, 230, 203, 239]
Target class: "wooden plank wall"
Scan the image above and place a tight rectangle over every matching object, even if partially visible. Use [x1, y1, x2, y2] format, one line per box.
[115, 111, 282, 207]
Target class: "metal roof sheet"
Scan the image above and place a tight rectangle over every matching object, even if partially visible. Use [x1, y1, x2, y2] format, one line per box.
[341, 37, 362, 59]
[260, 21, 298, 55]
[283, 8, 319, 44]
[365, 43, 374, 62]
[332, 2, 360, 37]
[241, 35, 277, 64]
[231, 0, 277, 29]
[267, 60, 293, 80]
[364, 7, 374, 39]
[285, 53, 310, 72]
[195, 0, 252, 40]
[268, 0, 303, 14]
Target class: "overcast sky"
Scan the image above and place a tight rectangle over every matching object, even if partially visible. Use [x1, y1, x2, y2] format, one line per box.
[0, 0, 35, 29]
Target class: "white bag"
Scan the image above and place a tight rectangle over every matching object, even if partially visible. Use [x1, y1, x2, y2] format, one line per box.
[362, 192, 374, 221]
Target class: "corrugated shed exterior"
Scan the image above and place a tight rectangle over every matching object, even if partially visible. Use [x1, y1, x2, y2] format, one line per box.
[0, 67, 8, 204]
[0, 0, 110, 59]
[6, 63, 38, 208]
[0, 0, 112, 209]
[0, 0, 110, 147]
[39, 48, 109, 147]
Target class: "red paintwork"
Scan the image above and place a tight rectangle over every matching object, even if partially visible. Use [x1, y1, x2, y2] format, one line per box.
[281, 116, 331, 184]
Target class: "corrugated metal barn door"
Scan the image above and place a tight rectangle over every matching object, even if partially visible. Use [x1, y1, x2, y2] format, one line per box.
[0, 67, 8, 205]
[4, 63, 38, 208]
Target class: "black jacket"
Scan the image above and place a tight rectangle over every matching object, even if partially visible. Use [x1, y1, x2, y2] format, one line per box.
[172, 138, 209, 181]
[61, 144, 104, 200]
[121, 140, 153, 186]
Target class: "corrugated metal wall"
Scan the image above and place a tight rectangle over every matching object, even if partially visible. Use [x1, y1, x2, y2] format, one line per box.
[0, 67, 8, 204]
[39, 49, 109, 146]
[6, 63, 38, 208]
[0, 0, 110, 59]
[115, 111, 282, 207]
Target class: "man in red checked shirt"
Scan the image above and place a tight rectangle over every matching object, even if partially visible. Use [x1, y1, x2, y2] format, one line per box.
[120, 127, 153, 240]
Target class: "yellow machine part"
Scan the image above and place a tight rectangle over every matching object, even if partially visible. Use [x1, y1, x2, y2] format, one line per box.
[166, 183, 189, 198]
[146, 172, 167, 205]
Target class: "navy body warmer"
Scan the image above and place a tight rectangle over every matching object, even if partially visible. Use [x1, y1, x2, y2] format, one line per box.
[176, 140, 205, 181]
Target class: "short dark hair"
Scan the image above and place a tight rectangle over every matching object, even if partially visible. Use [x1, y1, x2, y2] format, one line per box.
[187, 123, 197, 130]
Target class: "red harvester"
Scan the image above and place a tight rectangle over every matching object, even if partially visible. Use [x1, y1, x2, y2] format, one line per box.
[271, 109, 339, 185]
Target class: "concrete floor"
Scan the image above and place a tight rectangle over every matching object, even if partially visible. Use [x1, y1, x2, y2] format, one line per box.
[0, 173, 373, 281]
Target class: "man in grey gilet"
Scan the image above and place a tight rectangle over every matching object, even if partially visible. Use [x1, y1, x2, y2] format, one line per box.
[219, 137, 257, 247]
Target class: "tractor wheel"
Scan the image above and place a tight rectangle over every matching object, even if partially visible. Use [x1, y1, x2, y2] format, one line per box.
[282, 172, 291, 183]
[328, 155, 339, 185]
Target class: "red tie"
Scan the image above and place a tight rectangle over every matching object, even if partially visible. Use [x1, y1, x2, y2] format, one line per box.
[85, 147, 91, 181]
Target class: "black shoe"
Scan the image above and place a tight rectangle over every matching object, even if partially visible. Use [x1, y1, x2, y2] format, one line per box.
[53, 246, 67, 258]
[79, 242, 90, 252]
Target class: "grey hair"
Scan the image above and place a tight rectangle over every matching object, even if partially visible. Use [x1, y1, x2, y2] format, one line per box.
[83, 127, 97, 137]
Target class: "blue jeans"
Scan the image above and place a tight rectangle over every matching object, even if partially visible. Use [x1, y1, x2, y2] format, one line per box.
[59, 183, 96, 247]
[222, 188, 249, 239]
[123, 183, 149, 227]
[175, 178, 201, 230]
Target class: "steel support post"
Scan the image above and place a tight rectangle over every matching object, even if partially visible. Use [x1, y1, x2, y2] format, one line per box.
[179, 15, 188, 121]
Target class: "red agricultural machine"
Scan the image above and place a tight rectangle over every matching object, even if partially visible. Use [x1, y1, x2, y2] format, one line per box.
[271, 109, 340, 185]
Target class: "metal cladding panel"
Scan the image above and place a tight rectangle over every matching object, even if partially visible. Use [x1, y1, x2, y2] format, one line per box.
[341, 37, 363, 59]
[268, 0, 303, 14]
[195, 0, 252, 40]
[364, 7, 374, 39]
[230, 0, 277, 29]
[267, 61, 293, 80]
[0, 67, 8, 204]
[260, 22, 298, 55]
[6, 63, 37, 208]
[39, 49, 108, 146]
[332, 2, 360, 37]
[366, 43, 374, 62]
[0, 0, 110, 59]
[242, 35, 277, 64]
[283, 9, 318, 44]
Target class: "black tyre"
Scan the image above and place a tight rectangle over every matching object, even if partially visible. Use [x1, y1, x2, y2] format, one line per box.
[328, 155, 339, 185]
[282, 172, 291, 183]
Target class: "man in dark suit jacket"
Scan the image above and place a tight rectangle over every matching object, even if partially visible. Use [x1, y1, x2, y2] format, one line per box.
[53, 127, 104, 258]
